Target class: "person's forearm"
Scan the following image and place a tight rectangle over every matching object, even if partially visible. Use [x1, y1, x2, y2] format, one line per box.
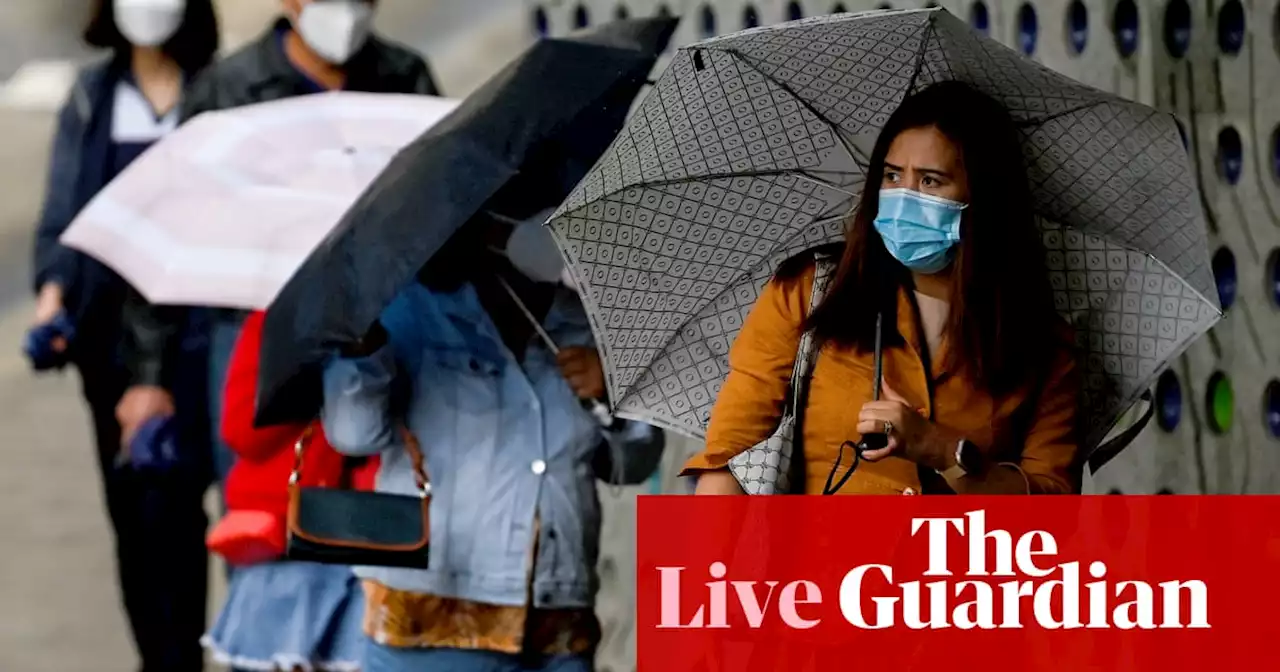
[321, 343, 397, 456]
[694, 468, 746, 495]
[921, 425, 1031, 495]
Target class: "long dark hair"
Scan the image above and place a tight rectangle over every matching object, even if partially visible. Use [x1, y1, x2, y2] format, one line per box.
[84, 0, 220, 74]
[797, 81, 1060, 398]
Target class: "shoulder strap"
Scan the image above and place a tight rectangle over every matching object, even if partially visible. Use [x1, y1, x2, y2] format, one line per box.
[781, 253, 836, 493]
[782, 255, 836, 408]
[291, 425, 431, 497]
[1086, 391, 1153, 475]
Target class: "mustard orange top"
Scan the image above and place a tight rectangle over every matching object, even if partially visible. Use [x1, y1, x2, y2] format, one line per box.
[683, 261, 1081, 495]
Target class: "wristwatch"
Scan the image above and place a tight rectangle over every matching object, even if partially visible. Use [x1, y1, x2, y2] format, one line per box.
[939, 438, 982, 480]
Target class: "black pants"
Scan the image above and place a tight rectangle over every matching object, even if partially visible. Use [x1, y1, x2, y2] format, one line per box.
[77, 357, 209, 672]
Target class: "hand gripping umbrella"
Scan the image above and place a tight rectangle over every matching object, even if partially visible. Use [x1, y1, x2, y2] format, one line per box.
[256, 18, 678, 425]
[548, 9, 1221, 465]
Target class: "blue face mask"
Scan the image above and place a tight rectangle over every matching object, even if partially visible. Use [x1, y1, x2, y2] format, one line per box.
[873, 188, 967, 274]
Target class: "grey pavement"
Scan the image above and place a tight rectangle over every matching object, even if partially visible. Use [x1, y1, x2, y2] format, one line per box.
[0, 0, 91, 80]
[0, 107, 136, 671]
[0, 106, 229, 671]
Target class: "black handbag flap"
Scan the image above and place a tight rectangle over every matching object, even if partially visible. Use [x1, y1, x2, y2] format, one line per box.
[290, 487, 428, 551]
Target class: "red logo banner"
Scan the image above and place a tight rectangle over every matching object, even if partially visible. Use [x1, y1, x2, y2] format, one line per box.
[636, 496, 1280, 671]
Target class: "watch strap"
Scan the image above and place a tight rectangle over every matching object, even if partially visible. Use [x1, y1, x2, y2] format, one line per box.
[938, 439, 970, 480]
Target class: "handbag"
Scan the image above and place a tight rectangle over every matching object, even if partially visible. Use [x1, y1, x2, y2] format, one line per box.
[286, 427, 431, 568]
[727, 254, 837, 495]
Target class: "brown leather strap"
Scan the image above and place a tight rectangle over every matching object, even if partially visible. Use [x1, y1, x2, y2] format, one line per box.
[398, 427, 431, 496]
[291, 425, 430, 496]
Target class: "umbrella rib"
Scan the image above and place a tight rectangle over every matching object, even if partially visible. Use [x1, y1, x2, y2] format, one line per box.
[604, 169, 860, 198]
[904, 12, 939, 97]
[1010, 99, 1124, 128]
[1035, 105, 1203, 274]
[792, 171, 859, 196]
[716, 47, 870, 166]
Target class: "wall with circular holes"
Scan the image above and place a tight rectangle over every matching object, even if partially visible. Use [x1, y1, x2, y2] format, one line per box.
[516, 0, 1280, 665]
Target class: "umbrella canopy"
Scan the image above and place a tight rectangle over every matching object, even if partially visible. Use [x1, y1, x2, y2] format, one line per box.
[59, 92, 459, 310]
[549, 8, 1221, 452]
[256, 17, 679, 425]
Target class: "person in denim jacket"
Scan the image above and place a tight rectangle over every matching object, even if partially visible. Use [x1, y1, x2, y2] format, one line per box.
[321, 219, 664, 672]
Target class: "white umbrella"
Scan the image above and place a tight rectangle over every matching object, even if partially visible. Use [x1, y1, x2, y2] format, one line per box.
[60, 91, 459, 310]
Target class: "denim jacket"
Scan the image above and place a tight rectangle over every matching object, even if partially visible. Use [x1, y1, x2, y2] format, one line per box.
[321, 281, 664, 609]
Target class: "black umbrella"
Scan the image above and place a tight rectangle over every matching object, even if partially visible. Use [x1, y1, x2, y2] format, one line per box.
[255, 18, 678, 425]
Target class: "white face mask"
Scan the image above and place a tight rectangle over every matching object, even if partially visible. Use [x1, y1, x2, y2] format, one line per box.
[493, 210, 568, 286]
[294, 0, 376, 65]
[115, 0, 186, 47]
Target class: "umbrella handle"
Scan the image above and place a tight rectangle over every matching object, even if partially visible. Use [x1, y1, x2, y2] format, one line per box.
[587, 398, 615, 428]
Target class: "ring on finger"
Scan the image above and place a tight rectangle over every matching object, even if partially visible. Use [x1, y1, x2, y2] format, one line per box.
[883, 420, 894, 435]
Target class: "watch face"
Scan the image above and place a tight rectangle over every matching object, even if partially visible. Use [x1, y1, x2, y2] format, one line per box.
[958, 439, 984, 474]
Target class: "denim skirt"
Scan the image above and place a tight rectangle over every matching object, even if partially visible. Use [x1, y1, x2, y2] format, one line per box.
[203, 560, 364, 671]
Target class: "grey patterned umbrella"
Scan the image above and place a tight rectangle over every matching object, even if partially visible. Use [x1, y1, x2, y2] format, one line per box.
[548, 8, 1221, 453]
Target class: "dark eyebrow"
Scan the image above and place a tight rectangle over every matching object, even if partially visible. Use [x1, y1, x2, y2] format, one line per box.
[883, 162, 952, 179]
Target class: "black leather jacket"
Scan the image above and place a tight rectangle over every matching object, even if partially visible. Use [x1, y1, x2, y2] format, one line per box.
[121, 19, 439, 390]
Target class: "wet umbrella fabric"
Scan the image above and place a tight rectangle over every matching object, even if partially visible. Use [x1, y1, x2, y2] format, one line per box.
[256, 18, 678, 425]
[548, 8, 1220, 454]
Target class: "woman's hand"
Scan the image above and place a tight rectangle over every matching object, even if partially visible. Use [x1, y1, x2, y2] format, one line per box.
[557, 346, 606, 400]
[25, 283, 74, 370]
[116, 385, 175, 446]
[856, 379, 959, 472]
[339, 320, 388, 358]
[34, 282, 64, 325]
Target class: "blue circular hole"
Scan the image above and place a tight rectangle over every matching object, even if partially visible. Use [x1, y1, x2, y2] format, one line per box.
[743, 5, 760, 28]
[1217, 126, 1243, 185]
[1156, 488, 1175, 495]
[1018, 3, 1039, 55]
[1265, 380, 1280, 439]
[533, 7, 549, 36]
[788, 1, 804, 20]
[1213, 246, 1238, 310]
[1108, 488, 1124, 495]
[833, 2, 847, 13]
[1112, 0, 1139, 57]
[573, 4, 590, 28]
[701, 5, 716, 36]
[1067, 0, 1089, 54]
[1164, 0, 1192, 58]
[1156, 369, 1183, 432]
[1217, 0, 1245, 55]
[970, 1, 990, 35]
[615, 5, 629, 20]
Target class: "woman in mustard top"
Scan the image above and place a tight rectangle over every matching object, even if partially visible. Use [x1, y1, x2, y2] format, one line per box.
[686, 82, 1081, 496]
